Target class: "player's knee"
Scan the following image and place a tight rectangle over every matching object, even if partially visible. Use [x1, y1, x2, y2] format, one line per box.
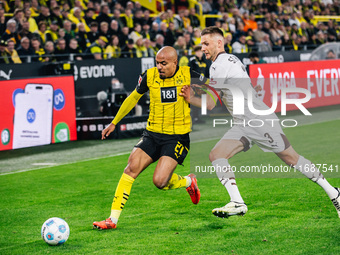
[281, 154, 299, 166]
[279, 152, 299, 166]
[277, 146, 300, 166]
[209, 150, 225, 162]
[209, 151, 216, 162]
[123, 164, 138, 179]
[153, 176, 168, 189]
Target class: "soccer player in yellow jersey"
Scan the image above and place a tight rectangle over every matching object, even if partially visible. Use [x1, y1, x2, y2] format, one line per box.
[93, 46, 204, 230]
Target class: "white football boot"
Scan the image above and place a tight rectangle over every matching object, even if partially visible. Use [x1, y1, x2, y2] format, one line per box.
[331, 188, 340, 218]
[212, 201, 248, 218]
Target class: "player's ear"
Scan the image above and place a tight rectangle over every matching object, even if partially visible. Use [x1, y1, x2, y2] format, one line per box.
[217, 38, 223, 48]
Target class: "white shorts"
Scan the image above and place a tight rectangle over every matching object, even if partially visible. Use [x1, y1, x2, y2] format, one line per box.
[221, 121, 290, 153]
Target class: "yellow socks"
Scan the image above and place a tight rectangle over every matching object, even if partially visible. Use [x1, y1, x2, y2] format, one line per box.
[110, 173, 135, 223]
[162, 173, 189, 190]
[109, 172, 189, 224]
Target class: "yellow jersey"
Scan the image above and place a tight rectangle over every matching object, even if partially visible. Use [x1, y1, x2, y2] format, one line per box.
[136, 66, 205, 135]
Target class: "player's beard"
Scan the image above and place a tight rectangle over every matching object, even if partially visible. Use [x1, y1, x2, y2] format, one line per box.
[158, 70, 166, 79]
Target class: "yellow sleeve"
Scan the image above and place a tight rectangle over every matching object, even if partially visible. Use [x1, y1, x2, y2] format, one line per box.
[112, 89, 143, 125]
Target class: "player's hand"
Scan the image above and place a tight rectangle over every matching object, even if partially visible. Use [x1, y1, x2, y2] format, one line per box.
[180, 85, 196, 102]
[101, 123, 116, 140]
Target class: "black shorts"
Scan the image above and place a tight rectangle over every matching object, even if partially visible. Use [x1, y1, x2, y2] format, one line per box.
[134, 130, 190, 165]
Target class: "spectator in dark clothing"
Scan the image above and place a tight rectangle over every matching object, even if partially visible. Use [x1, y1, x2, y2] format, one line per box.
[87, 22, 99, 44]
[281, 33, 294, 51]
[155, 34, 165, 50]
[17, 36, 35, 63]
[157, 22, 175, 46]
[31, 38, 48, 62]
[96, 4, 111, 27]
[9, 0, 22, 13]
[18, 19, 34, 40]
[68, 38, 83, 61]
[246, 35, 257, 52]
[184, 31, 194, 51]
[133, 9, 144, 27]
[44, 41, 57, 62]
[262, 21, 271, 35]
[282, 13, 290, 27]
[98, 21, 111, 43]
[120, 39, 137, 58]
[149, 22, 159, 42]
[35, 6, 52, 28]
[168, 22, 181, 40]
[188, 45, 208, 124]
[142, 10, 153, 27]
[76, 22, 90, 51]
[8, 8, 24, 32]
[0, 8, 7, 36]
[54, 38, 69, 61]
[109, 20, 121, 37]
[2, 20, 20, 46]
[308, 33, 318, 49]
[189, 44, 210, 77]
[84, 8, 96, 27]
[118, 26, 130, 47]
[272, 38, 283, 51]
[50, 6, 64, 28]
[327, 20, 337, 38]
[188, 8, 200, 28]
[315, 31, 327, 45]
[112, 9, 125, 30]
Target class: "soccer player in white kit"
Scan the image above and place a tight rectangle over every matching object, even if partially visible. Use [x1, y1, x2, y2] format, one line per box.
[181, 26, 340, 218]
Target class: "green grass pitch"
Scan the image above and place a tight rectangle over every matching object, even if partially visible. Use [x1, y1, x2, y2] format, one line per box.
[0, 120, 339, 254]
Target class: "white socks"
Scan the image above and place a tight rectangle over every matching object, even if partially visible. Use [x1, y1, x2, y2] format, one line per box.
[212, 158, 244, 204]
[212, 155, 338, 203]
[295, 156, 338, 199]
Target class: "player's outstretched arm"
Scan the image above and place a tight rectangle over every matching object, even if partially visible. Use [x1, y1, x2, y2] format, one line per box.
[101, 123, 116, 140]
[101, 89, 143, 140]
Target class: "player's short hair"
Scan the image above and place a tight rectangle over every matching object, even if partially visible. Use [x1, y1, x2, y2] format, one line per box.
[201, 26, 224, 38]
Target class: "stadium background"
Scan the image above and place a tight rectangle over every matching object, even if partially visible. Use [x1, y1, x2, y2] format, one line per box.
[0, 0, 340, 254]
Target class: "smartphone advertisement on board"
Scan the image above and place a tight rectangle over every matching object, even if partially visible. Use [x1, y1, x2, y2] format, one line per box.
[0, 76, 77, 151]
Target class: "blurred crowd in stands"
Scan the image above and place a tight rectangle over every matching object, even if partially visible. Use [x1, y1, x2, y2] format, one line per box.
[0, 0, 339, 63]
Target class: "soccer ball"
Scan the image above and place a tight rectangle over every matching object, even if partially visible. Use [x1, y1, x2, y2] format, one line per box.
[41, 217, 70, 245]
